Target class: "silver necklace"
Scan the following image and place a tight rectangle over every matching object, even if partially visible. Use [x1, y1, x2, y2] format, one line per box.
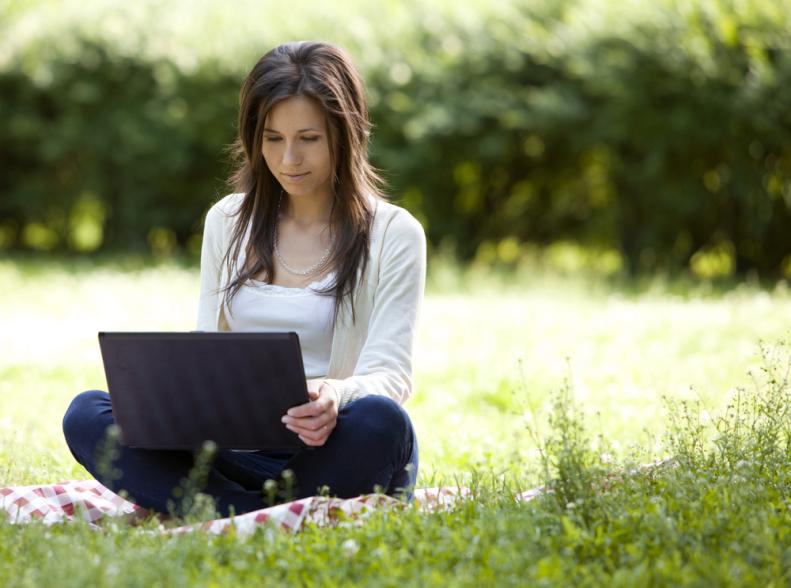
[273, 193, 334, 277]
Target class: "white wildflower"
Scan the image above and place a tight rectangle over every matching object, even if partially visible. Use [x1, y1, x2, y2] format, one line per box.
[342, 539, 359, 557]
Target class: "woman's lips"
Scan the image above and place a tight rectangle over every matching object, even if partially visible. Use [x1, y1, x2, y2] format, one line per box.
[283, 172, 309, 183]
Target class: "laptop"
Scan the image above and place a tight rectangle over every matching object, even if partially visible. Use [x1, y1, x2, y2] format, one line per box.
[98, 331, 310, 451]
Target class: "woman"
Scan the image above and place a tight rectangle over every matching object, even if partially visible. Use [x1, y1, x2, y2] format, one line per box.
[62, 41, 426, 517]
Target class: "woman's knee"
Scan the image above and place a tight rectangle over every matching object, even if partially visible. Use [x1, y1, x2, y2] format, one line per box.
[62, 389, 112, 444]
[341, 395, 413, 445]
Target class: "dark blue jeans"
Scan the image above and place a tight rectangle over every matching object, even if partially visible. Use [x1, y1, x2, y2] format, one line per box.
[62, 390, 418, 517]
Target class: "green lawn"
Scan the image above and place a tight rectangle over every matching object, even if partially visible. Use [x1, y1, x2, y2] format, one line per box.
[0, 256, 788, 586]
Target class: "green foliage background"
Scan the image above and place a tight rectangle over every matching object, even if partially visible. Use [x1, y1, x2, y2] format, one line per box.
[1, 0, 790, 277]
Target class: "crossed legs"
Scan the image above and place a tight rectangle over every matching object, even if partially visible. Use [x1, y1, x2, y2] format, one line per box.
[62, 390, 418, 516]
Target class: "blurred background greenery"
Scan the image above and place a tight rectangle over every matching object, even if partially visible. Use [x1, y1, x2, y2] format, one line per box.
[1, 0, 790, 279]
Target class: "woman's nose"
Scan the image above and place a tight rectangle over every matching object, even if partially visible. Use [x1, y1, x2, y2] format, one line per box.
[283, 143, 302, 166]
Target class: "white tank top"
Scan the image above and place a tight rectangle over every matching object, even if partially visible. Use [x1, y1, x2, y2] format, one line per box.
[223, 272, 336, 378]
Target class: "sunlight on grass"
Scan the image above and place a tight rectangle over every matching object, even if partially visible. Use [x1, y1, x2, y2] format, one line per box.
[0, 257, 789, 486]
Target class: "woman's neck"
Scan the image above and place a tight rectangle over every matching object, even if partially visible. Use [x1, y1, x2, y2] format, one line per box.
[280, 191, 333, 229]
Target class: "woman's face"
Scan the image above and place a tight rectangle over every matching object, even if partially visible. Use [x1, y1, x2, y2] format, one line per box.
[262, 95, 334, 203]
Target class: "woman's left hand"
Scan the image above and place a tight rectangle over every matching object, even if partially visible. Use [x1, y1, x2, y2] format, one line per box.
[281, 379, 339, 447]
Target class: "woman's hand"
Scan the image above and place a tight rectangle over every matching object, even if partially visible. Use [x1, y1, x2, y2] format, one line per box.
[281, 379, 339, 447]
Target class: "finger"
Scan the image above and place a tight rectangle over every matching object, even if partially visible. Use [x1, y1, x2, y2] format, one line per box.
[292, 425, 329, 445]
[299, 434, 327, 447]
[286, 417, 336, 436]
[286, 401, 323, 419]
[286, 394, 333, 418]
[286, 421, 334, 440]
[280, 403, 338, 424]
[285, 413, 331, 432]
[298, 429, 326, 444]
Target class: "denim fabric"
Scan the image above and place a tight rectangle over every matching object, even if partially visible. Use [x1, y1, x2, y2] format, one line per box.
[62, 390, 418, 516]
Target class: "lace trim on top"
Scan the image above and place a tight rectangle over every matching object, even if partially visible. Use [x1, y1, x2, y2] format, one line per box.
[246, 272, 336, 298]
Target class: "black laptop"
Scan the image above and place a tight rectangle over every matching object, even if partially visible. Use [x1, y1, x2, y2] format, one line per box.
[98, 332, 310, 451]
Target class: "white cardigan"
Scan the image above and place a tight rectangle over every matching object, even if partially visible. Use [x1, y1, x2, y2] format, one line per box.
[196, 193, 426, 408]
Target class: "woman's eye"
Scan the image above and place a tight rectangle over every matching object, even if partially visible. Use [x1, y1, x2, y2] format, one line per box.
[302, 136, 320, 142]
[264, 136, 281, 142]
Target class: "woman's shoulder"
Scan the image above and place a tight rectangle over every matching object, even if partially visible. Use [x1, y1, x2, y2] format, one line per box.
[371, 198, 425, 240]
[203, 193, 245, 233]
[208, 192, 246, 218]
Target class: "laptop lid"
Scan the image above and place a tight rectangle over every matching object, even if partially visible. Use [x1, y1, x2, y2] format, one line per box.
[98, 331, 309, 451]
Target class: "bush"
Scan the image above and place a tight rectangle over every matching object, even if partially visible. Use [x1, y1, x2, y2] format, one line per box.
[0, 41, 239, 255]
[1, 0, 790, 277]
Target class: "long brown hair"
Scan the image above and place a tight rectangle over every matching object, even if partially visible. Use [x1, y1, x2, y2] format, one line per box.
[221, 41, 384, 324]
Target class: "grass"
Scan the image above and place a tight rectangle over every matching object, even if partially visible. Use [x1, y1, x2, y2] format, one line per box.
[0, 255, 789, 586]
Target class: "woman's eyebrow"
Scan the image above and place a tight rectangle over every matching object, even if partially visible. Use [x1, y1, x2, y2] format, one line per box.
[263, 127, 322, 133]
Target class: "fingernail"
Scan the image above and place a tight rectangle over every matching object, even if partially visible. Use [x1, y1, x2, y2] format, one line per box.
[281, 416, 288, 423]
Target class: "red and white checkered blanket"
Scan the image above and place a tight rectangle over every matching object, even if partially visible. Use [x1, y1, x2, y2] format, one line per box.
[1, 481, 542, 536]
[2, 460, 672, 536]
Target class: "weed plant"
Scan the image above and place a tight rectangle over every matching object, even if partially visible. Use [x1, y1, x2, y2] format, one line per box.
[1, 343, 788, 586]
[514, 340, 790, 586]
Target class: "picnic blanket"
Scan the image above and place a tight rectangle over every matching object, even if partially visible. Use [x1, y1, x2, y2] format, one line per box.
[0, 481, 544, 537]
[1, 460, 670, 536]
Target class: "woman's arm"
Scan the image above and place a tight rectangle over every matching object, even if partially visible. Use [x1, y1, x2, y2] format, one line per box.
[196, 202, 227, 331]
[324, 209, 427, 407]
[286, 209, 425, 443]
